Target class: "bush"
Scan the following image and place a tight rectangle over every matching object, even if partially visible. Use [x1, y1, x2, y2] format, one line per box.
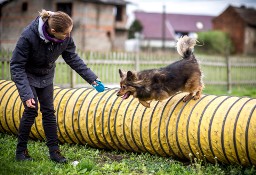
[197, 31, 234, 55]
[128, 19, 143, 39]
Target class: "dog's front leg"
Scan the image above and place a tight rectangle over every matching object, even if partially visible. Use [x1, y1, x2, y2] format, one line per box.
[193, 86, 203, 100]
[183, 93, 194, 102]
[139, 100, 150, 108]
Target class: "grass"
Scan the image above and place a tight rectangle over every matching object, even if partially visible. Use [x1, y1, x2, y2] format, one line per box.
[0, 133, 256, 175]
[203, 85, 256, 98]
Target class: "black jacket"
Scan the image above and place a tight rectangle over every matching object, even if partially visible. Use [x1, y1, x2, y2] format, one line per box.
[10, 17, 98, 102]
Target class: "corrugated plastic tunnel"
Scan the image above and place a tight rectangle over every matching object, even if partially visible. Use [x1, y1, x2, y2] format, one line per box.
[0, 80, 255, 166]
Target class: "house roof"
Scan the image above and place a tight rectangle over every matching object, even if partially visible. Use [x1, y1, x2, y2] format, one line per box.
[81, 0, 129, 5]
[232, 5, 256, 27]
[134, 11, 214, 40]
[0, 0, 130, 6]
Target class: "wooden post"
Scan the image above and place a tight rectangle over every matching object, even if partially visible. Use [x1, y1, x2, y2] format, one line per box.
[7, 52, 10, 80]
[135, 52, 140, 71]
[1, 58, 4, 80]
[226, 53, 231, 94]
[70, 69, 76, 88]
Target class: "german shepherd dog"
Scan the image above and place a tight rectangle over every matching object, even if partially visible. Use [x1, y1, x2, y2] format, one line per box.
[117, 35, 204, 108]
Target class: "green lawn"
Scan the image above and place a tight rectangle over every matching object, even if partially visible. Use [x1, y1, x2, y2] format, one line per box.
[203, 85, 256, 98]
[0, 131, 255, 174]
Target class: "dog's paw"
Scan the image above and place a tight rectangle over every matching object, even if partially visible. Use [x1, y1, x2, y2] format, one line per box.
[144, 104, 150, 108]
[193, 95, 200, 100]
[142, 102, 150, 108]
[139, 100, 150, 108]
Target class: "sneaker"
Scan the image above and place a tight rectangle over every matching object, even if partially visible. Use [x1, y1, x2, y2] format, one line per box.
[50, 150, 67, 163]
[16, 149, 33, 161]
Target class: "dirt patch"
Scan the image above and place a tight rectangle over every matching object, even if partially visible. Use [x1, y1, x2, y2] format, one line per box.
[100, 152, 124, 162]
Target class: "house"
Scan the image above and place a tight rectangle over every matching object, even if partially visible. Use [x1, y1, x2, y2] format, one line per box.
[0, 0, 129, 51]
[213, 5, 256, 55]
[131, 10, 214, 51]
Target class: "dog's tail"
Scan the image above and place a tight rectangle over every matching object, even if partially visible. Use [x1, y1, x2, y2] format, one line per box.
[176, 35, 197, 59]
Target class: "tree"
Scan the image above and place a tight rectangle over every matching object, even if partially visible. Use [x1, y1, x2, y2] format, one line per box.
[128, 19, 143, 39]
[197, 31, 234, 55]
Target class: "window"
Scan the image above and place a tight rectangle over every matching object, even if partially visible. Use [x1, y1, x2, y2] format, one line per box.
[22, 2, 28, 12]
[115, 5, 123, 22]
[57, 3, 72, 16]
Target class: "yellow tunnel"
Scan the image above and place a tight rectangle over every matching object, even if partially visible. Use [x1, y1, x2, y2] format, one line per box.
[0, 80, 255, 166]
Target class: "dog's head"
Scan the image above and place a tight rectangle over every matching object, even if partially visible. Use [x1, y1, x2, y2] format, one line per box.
[116, 69, 138, 99]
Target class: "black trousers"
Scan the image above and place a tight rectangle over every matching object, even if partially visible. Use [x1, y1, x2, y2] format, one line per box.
[16, 84, 59, 154]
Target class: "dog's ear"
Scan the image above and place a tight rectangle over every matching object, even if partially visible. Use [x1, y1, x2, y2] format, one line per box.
[127, 71, 137, 81]
[119, 69, 125, 78]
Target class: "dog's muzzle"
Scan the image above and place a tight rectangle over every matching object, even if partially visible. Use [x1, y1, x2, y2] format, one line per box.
[116, 91, 131, 100]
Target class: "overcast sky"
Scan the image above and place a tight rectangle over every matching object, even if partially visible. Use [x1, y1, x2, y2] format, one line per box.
[126, 0, 256, 26]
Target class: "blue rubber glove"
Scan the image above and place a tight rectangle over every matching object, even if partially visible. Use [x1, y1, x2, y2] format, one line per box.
[92, 80, 105, 92]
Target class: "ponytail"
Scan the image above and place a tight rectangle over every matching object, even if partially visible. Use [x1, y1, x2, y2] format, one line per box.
[39, 9, 54, 21]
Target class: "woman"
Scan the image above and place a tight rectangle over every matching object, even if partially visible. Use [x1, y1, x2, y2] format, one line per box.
[10, 9, 104, 163]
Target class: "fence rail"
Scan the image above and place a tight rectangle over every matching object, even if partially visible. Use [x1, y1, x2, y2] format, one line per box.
[1, 50, 256, 89]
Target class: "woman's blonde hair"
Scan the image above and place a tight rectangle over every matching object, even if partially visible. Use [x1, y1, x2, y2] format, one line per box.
[39, 9, 73, 33]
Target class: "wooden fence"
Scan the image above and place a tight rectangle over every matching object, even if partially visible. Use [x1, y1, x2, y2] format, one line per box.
[1, 50, 256, 89]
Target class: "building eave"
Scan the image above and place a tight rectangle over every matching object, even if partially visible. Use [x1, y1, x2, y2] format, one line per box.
[79, 0, 130, 6]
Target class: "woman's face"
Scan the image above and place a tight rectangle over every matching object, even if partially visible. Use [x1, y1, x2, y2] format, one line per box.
[51, 25, 73, 40]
